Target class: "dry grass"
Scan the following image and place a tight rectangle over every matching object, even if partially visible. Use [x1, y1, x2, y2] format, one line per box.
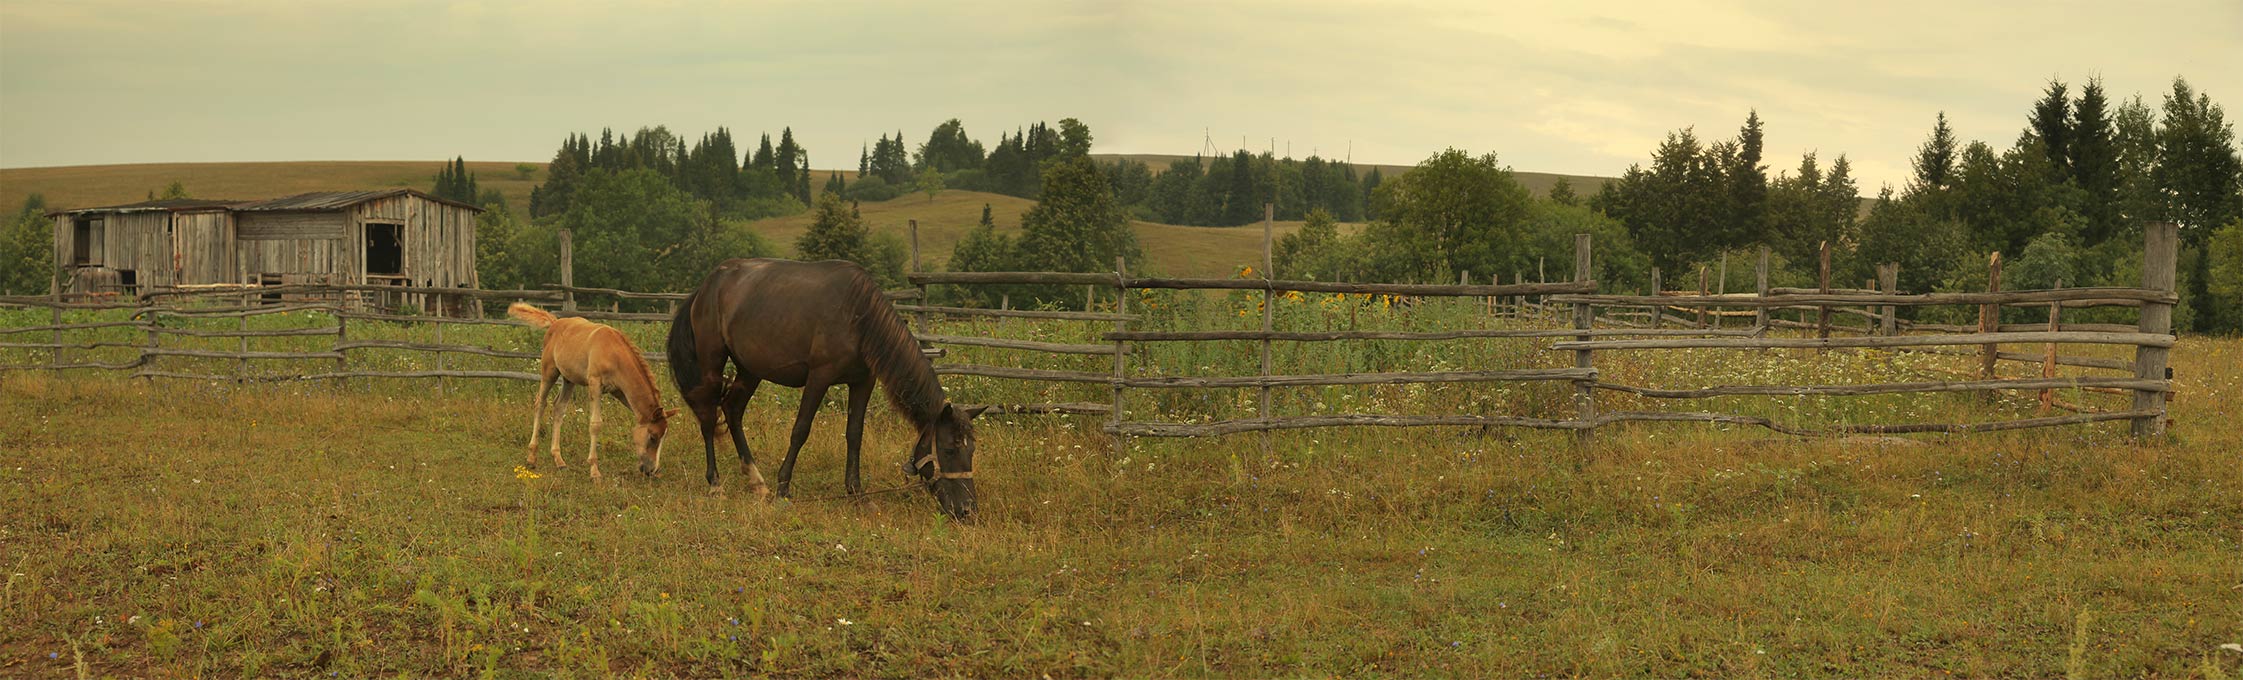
[1, 298, 2238, 677]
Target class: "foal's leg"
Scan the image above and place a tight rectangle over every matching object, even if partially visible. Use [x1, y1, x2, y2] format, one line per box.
[525, 368, 557, 466]
[774, 377, 832, 499]
[547, 382, 573, 469]
[843, 377, 873, 495]
[584, 377, 605, 481]
[723, 376, 769, 497]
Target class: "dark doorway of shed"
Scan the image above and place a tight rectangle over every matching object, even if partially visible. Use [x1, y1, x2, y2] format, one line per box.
[367, 223, 403, 275]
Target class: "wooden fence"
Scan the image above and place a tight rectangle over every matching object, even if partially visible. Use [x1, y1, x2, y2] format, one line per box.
[895, 219, 2181, 444]
[3, 220, 2182, 445]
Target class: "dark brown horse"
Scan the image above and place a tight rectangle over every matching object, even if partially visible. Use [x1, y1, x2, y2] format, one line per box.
[666, 259, 986, 519]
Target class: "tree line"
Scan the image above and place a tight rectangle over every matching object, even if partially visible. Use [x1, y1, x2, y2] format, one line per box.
[471, 74, 2234, 329]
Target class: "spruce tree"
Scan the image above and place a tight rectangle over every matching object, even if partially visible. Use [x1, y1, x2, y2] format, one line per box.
[2027, 79, 2073, 179]
[2070, 79, 2123, 245]
[1911, 112, 1958, 193]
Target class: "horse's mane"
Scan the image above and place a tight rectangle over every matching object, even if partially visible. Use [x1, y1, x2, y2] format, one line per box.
[849, 272, 944, 429]
[605, 325, 665, 422]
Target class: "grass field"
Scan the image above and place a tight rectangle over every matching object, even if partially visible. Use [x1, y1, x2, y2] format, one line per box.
[1, 294, 2238, 677]
[737, 189, 1363, 279]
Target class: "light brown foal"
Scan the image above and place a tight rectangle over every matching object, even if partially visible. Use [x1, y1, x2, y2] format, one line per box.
[509, 303, 677, 480]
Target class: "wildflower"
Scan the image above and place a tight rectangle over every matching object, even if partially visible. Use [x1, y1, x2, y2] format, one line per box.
[837, 618, 854, 626]
[513, 465, 541, 480]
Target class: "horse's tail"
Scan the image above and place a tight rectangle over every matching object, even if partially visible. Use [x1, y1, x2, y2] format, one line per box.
[666, 290, 704, 401]
[506, 302, 555, 329]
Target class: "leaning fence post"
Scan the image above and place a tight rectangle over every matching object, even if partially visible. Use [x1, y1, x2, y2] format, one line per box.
[1980, 252, 2003, 392]
[1111, 256, 1128, 455]
[1753, 247, 1770, 333]
[1259, 203, 1276, 460]
[2132, 222, 2177, 437]
[1572, 233, 1596, 447]
[559, 229, 576, 313]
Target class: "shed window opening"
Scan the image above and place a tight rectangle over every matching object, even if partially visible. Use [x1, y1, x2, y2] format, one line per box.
[367, 223, 404, 276]
[72, 217, 105, 266]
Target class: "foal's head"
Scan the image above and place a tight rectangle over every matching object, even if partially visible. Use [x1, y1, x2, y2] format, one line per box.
[632, 408, 682, 477]
[911, 403, 988, 521]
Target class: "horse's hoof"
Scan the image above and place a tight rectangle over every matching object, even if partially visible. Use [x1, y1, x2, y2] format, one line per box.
[707, 484, 725, 495]
[749, 484, 772, 500]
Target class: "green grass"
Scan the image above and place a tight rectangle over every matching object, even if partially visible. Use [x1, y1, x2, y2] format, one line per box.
[1, 297, 2239, 677]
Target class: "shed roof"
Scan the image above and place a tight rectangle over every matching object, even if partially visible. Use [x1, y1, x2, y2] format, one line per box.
[230, 188, 482, 213]
[51, 188, 482, 216]
[49, 198, 241, 216]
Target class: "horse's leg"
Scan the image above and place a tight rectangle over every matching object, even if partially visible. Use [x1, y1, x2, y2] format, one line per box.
[724, 376, 769, 497]
[774, 377, 832, 499]
[525, 366, 556, 466]
[584, 377, 605, 481]
[547, 381, 573, 469]
[843, 377, 872, 495]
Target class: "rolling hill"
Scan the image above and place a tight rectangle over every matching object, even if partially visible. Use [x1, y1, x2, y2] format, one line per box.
[2, 157, 1598, 279]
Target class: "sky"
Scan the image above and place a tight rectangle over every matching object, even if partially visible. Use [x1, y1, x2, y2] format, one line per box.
[2, 0, 2238, 190]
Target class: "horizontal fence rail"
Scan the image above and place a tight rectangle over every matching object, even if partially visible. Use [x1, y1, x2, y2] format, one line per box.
[5, 221, 2185, 446]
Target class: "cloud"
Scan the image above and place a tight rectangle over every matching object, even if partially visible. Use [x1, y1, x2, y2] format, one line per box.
[2, 0, 2238, 192]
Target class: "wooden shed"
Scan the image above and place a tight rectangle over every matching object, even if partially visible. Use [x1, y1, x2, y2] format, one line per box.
[50, 189, 481, 303]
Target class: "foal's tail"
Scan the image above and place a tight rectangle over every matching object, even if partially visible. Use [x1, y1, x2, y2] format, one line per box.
[666, 291, 705, 402]
[506, 302, 555, 330]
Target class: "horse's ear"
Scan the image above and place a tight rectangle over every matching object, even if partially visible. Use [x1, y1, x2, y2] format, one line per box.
[662, 408, 681, 420]
[960, 404, 990, 421]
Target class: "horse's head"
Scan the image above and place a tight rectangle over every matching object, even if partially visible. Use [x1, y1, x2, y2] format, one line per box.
[634, 408, 682, 477]
[910, 403, 988, 521]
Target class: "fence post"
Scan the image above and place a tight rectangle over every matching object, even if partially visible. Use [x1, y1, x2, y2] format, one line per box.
[1648, 266, 1662, 329]
[236, 312, 249, 386]
[2041, 278, 2062, 415]
[1260, 202, 1275, 460]
[909, 220, 929, 337]
[1516, 268, 1534, 320]
[1111, 256, 1128, 455]
[1573, 233, 1596, 447]
[1817, 241, 1832, 344]
[335, 313, 349, 393]
[436, 320, 448, 396]
[559, 229, 576, 313]
[1696, 265, 1708, 328]
[1980, 252, 2002, 391]
[139, 304, 158, 382]
[1715, 253, 1728, 329]
[2132, 222, 2177, 437]
[50, 291, 63, 374]
[1537, 258, 1547, 323]
[1878, 263, 1898, 336]
[1754, 247, 1770, 333]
